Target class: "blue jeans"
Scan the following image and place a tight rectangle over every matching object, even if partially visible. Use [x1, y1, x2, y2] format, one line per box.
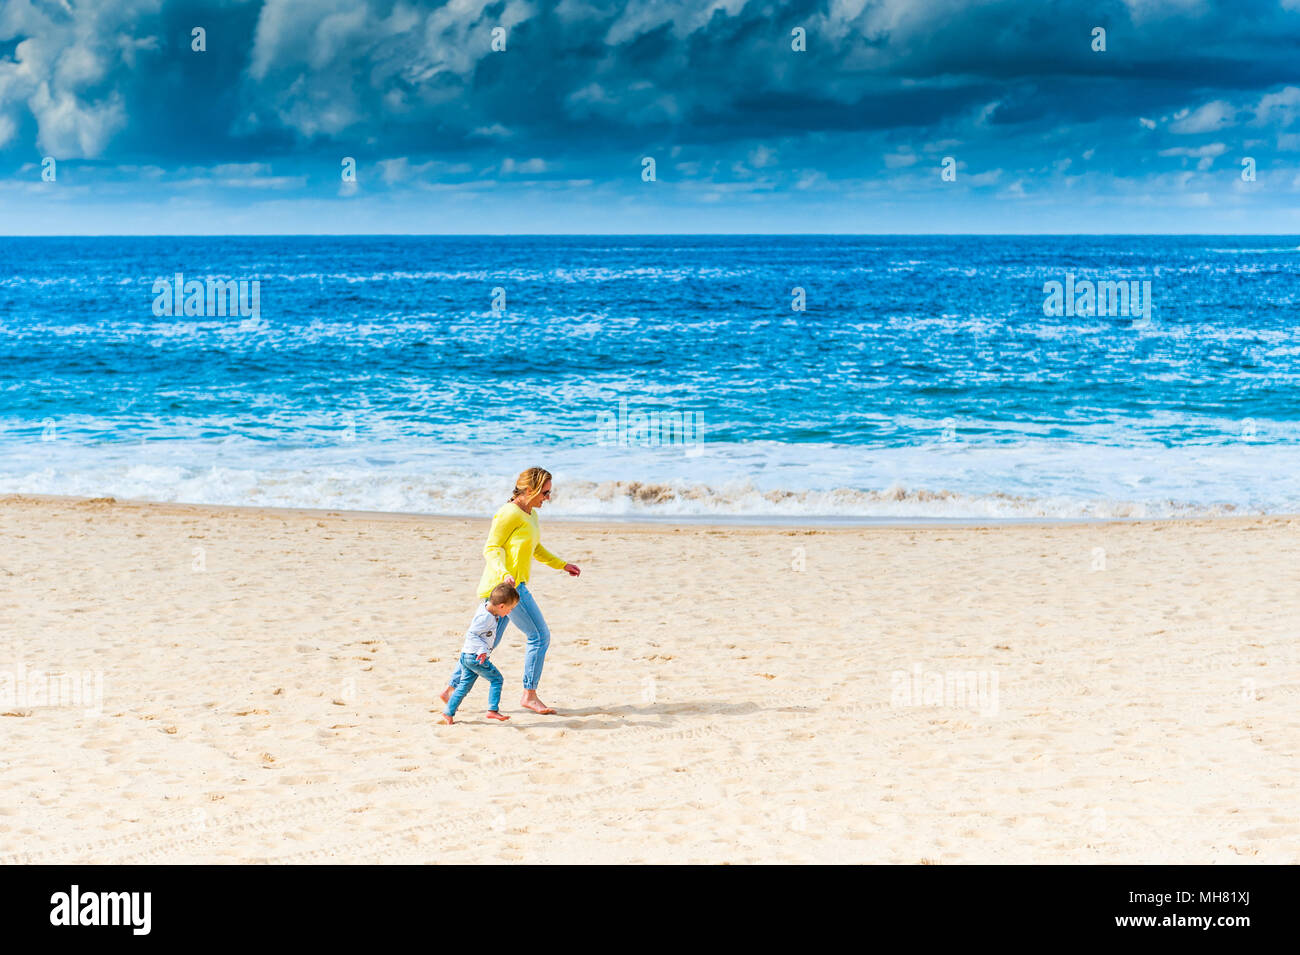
[447, 583, 552, 691]
[445, 653, 504, 716]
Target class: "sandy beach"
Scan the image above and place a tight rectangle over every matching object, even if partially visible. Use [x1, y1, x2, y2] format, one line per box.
[0, 493, 1296, 864]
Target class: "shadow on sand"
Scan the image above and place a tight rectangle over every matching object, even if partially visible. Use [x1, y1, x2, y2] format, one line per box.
[524, 700, 771, 730]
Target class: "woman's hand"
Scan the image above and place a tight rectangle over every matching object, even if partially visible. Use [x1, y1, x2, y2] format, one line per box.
[563, 563, 581, 577]
[503, 575, 516, 586]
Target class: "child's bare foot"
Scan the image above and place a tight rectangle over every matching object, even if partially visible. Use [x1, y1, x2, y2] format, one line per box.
[438, 685, 454, 703]
[439, 714, 454, 724]
[520, 693, 556, 715]
[486, 711, 510, 721]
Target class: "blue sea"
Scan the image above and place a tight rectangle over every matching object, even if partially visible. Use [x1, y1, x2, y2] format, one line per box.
[2, 235, 1299, 520]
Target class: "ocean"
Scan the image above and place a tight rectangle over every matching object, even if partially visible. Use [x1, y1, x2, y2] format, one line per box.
[2, 234, 1299, 521]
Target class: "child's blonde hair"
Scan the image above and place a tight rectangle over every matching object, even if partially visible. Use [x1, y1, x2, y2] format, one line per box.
[510, 467, 552, 502]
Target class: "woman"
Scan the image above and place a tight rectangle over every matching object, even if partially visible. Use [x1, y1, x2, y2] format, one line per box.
[440, 467, 580, 715]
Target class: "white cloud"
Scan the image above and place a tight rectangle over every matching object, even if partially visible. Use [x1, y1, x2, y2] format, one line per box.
[1169, 100, 1235, 134]
[747, 145, 776, 168]
[795, 170, 827, 190]
[565, 82, 614, 119]
[0, 0, 159, 157]
[168, 163, 307, 190]
[884, 149, 917, 168]
[1158, 143, 1227, 157]
[923, 138, 961, 153]
[501, 157, 547, 174]
[1121, 0, 1208, 24]
[247, 0, 537, 138]
[27, 84, 127, 157]
[1253, 86, 1300, 127]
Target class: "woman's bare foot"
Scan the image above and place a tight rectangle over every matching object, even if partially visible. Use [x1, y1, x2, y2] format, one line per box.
[520, 692, 556, 715]
[439, 714, 454, 724]
[438, 685, 454, 703]
[486, 711, 510, 721]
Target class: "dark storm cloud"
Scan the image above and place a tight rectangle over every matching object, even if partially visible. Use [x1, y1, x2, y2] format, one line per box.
[3, 0, 1300, 194]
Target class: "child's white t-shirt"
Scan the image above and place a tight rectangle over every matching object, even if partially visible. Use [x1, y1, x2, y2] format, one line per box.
[461, 602, 499, 657]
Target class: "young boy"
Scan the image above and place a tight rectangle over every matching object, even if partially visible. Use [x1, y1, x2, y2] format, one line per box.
[440, 583, 518, 724]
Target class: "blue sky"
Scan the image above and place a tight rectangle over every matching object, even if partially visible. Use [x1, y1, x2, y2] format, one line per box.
[3, 0, 1300, 234]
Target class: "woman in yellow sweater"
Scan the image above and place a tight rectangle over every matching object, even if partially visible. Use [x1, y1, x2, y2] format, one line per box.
[440, 467, 581, 715]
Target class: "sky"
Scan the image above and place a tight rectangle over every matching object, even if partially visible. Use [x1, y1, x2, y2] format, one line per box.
[3, 0, 1300, 234]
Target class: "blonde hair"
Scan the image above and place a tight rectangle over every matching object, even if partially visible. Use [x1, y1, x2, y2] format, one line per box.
[511, 467, 552, 502]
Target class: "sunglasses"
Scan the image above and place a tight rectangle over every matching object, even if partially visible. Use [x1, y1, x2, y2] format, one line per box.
[542, 489, 553, 498]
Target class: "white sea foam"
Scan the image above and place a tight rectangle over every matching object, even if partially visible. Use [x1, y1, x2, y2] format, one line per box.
[1207, 247, 1300, 254]
[1, 436, 1297, 521]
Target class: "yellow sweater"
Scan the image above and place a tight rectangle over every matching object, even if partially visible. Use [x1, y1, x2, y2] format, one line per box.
[477, 502, 567, 597]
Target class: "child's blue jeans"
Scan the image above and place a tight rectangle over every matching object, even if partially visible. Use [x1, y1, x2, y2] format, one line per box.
[445, 652, 504, 716]
[447, 583, 552, 691]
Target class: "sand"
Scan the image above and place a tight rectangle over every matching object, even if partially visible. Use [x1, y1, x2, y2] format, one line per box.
[0, 494, 1296, 864]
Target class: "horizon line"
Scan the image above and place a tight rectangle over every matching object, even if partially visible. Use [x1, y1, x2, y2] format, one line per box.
[4, 232, 1300, 239]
